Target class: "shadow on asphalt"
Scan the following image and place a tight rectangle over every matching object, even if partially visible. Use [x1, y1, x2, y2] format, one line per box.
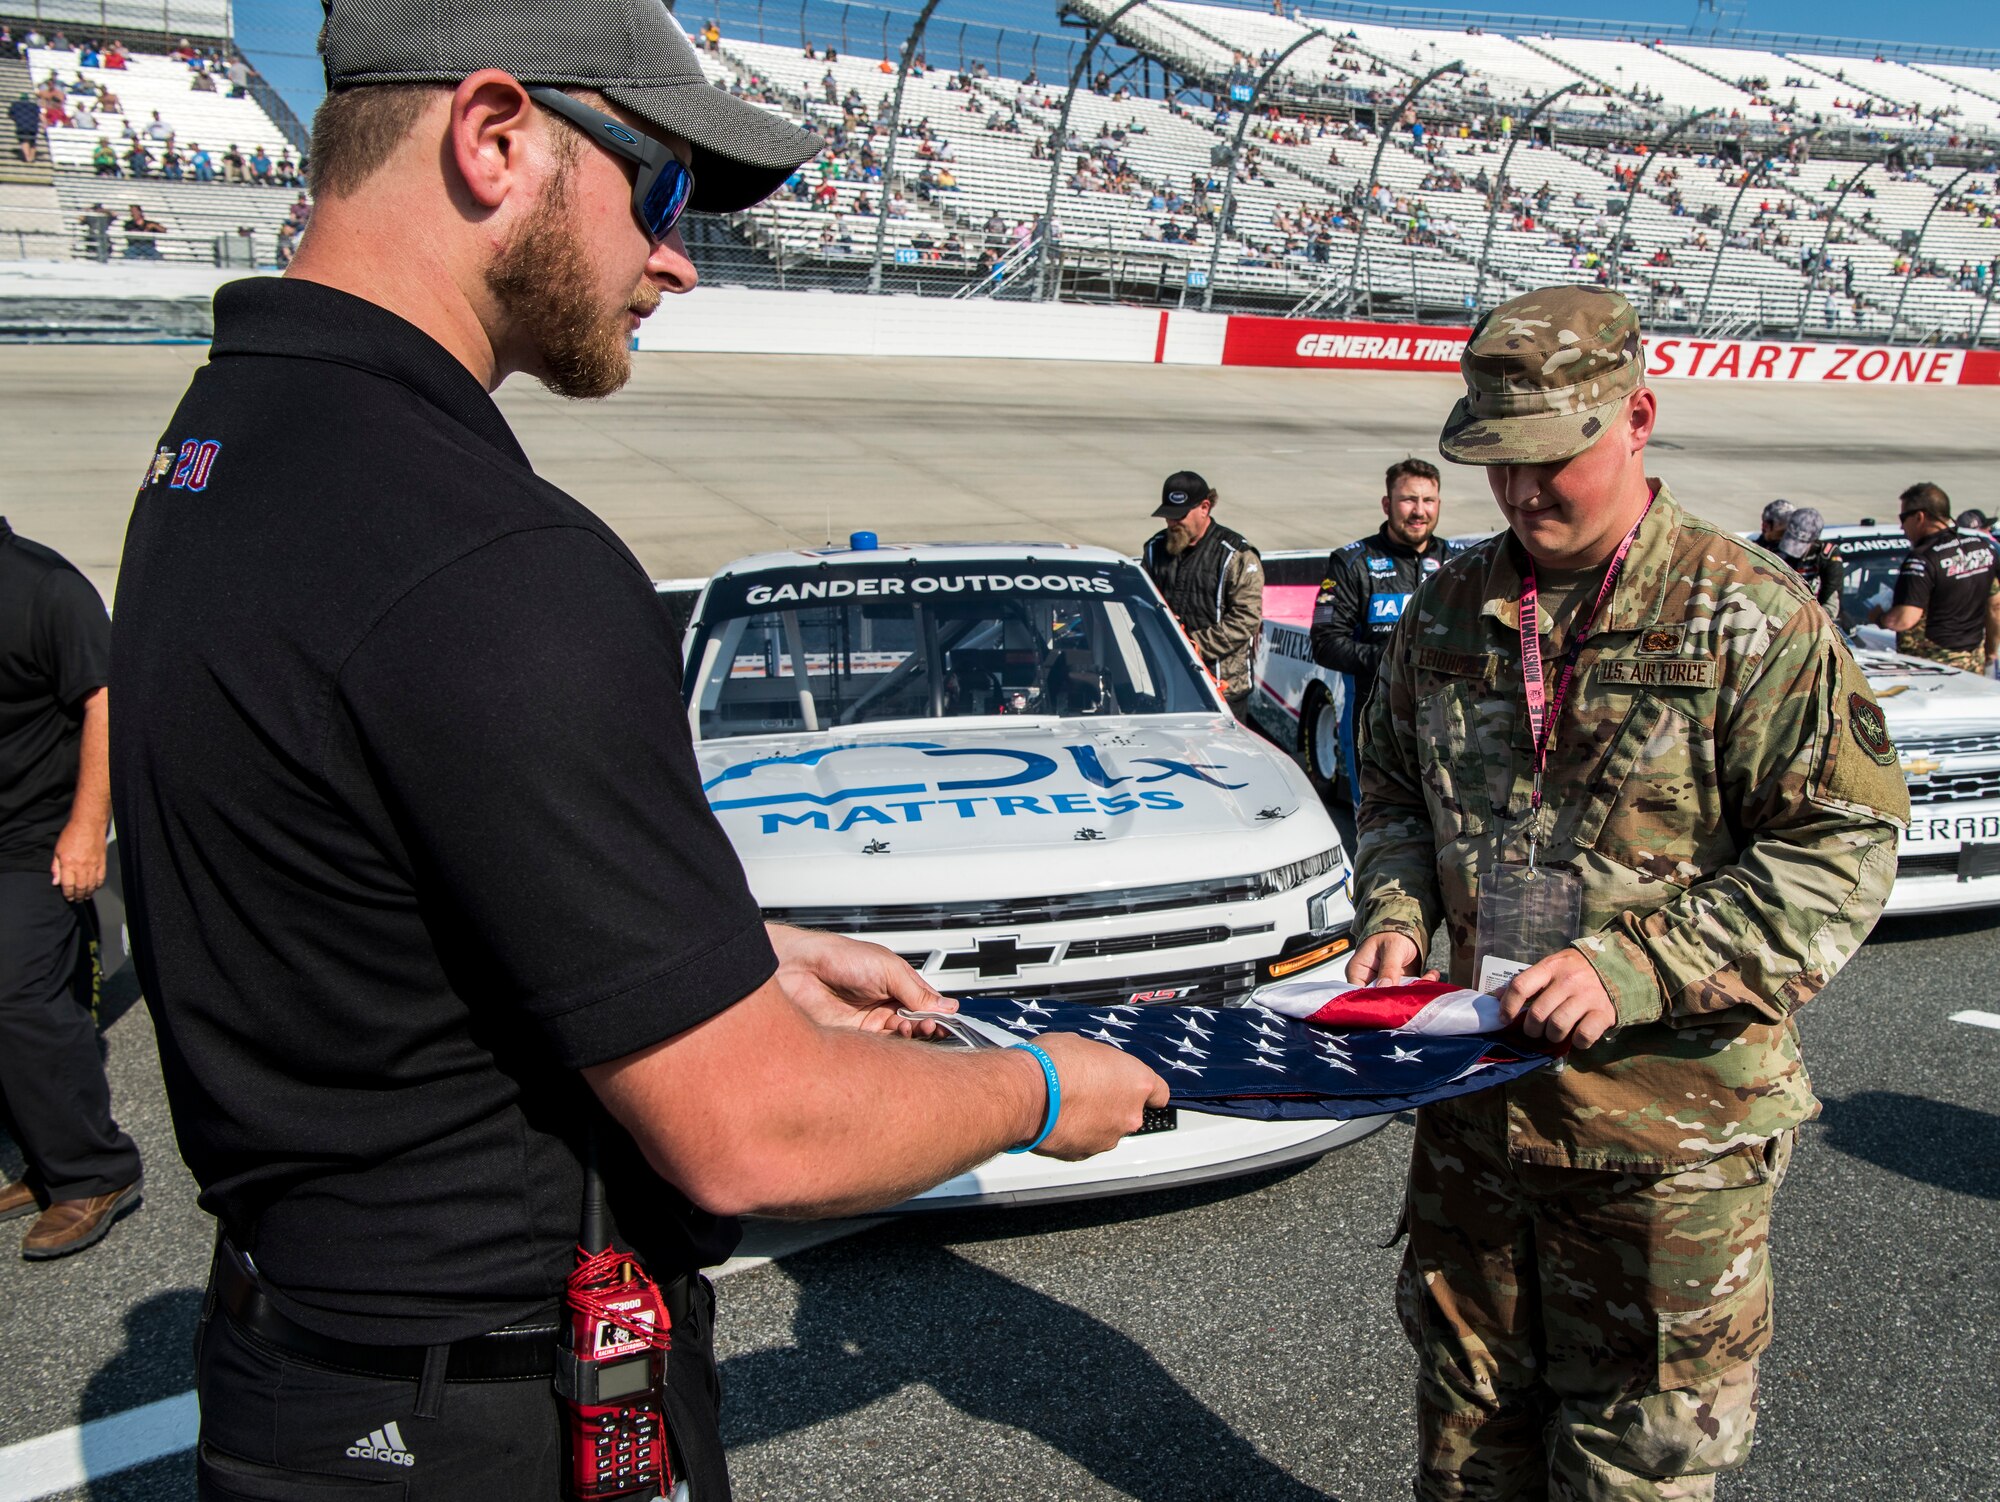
[720, 1215, 1337, 1501]
[1817, 1091, 2000, 1200]
[79, 1286, 202, 1424]
[1864, 908, 2000, 946]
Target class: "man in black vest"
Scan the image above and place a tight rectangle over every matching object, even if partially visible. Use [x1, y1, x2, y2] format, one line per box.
[1141, 470, 1264, 720]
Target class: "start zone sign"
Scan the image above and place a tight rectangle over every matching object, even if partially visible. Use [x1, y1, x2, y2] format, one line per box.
[1222, 314, 2000, 385]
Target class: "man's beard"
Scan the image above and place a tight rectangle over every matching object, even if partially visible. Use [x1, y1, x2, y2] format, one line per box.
[1163, 527, 1193, 556]
[485, 159, 659, 401]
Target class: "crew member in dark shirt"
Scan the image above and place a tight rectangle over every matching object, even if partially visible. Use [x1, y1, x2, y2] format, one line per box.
[1872, 482, 2000, 674]
[1773, 505, 1845, 627]
[113, 3, 1162, 1493]
[0, 519, 142, 1259]
[1310, 458, 1460, 810]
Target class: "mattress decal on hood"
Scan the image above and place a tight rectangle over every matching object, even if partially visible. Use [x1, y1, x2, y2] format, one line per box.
[703, 742, 1250, 835]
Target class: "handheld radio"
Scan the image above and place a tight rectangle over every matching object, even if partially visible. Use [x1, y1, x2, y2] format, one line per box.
[557, 1134, 674, 1499]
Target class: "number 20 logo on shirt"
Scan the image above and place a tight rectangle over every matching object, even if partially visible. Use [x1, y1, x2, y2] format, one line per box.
[168, 439, 222, 492]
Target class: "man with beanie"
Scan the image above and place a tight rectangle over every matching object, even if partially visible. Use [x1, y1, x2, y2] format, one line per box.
[1345, 286, 1905, 1501]
[1773, 504, 1845, 626]
[1141, 469, 1264, 718]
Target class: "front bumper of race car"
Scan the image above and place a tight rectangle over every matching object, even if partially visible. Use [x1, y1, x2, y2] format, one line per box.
[1886, 799, 2000, 914]
[886, 1109, 1385, 1211]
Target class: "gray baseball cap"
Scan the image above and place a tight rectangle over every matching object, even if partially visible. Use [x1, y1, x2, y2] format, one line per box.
[319, 0, 820, 212]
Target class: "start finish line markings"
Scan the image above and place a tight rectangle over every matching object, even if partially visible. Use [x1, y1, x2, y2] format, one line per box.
[1949, 1010, 2000, 1031]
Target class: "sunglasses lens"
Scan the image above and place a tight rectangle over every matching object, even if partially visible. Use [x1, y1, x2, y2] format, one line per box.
[641, 161, 694, 240]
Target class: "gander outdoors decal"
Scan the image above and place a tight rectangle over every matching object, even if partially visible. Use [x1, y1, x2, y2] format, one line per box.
[743, 573, 1115, 606]
[704, 742, 1246, 836]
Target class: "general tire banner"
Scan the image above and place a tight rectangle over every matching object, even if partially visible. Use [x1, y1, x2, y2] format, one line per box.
[1221, 315, 2000, 385]
[1222, 315, 1468, 371]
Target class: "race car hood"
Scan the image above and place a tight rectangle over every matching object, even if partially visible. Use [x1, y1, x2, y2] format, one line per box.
[1857, 649, 2000, 739]
[695, 715, 1337, 908]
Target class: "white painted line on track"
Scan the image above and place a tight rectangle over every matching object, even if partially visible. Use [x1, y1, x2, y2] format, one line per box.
[0, 1217, 884, 1502]
[0, 1391, 198, 1502]
[1949, 1009, 2000, 1031]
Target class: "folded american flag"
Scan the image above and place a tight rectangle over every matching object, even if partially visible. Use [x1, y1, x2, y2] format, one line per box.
[940, 980, 1555, 1122]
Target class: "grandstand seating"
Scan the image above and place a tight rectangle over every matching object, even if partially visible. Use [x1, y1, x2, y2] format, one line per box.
[9, 16, 1998, 340]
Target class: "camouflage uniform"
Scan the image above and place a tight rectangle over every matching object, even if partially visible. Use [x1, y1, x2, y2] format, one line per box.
[1357, 288, 1908, 1501]
[1895, 626, 1989, 676]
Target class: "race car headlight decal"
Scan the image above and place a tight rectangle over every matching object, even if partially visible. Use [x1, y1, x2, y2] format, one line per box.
[1257, 847, 1344, 898]
[1305, 879, 1349, 936]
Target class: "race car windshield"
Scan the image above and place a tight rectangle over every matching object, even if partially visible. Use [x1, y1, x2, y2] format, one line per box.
[685, 561, 1216, 738]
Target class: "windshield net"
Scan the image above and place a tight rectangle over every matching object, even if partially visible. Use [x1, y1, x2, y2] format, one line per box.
[686, 561, 1214, 739]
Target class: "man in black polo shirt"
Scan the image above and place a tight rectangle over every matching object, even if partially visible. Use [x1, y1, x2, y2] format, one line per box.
[112, 2, 1163, 1495]
[0, 519, 143, 1260]
[1872, 481, 2000, 675]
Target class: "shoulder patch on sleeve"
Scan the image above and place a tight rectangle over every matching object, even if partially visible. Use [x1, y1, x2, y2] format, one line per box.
[1811, 651, 1909, 823]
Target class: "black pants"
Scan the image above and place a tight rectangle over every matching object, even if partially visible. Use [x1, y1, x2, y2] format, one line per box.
[0, 871, 141, 1199]
[195, 1274, 732, 1502]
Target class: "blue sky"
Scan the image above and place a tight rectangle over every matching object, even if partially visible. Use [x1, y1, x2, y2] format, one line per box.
[234, 0, 1999, 125]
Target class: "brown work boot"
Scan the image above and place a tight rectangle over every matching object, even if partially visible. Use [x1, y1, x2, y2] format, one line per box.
[21, 1180, 142, 1261]
[0, 1179, 42, 1222]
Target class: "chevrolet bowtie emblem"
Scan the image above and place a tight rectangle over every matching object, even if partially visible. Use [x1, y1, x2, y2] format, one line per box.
[939, 936, 1057, 979]
[1899, 756, 1941, 777]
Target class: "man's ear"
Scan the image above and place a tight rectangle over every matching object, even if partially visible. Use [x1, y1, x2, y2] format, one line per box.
[447, 70, 540, 215]
[1625, 385, 1657, 454]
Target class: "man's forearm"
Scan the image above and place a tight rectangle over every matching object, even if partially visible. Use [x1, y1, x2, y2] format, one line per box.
[1575, 810, 1899, 1029]
[589, 980, 1047, 1219]
[67, 688, 110, 834]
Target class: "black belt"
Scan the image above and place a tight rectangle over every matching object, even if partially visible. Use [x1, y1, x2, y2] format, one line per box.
[214, 1241, 697, 1384]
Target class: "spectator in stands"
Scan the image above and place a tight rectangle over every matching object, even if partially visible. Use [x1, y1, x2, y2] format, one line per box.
[226, 58, 247, 98]
[145, 111, 173, 142]
[250, 145, 275, 184]
[190, 144, 214, 181]
[191, 67, 217, 94]
[287, 191, 311, 229]
[70, 100, 96, 131]
[125, 140, 151, 179]
[78, 42, 100, 67]
[122, 203, 165, 257]
[276, 220, 298, 266]
[91, 138, 118, 175]
[95, 85, 121, 115]
[701, 19, 721, 50]
[10, 92, 41, 164]
[161, 143, 185, 180]
[222, 143, 246, 183]
[104, 40, 128, 69]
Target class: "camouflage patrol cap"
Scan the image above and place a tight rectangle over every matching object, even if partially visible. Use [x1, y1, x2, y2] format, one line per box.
[1439, 286, 1646, 466]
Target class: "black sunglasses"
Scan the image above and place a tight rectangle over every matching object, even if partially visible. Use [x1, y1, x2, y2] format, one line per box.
[526, 88, 695, 242]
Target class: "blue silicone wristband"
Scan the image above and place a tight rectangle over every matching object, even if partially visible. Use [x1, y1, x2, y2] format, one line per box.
[1004, 1043, 1061, 1154]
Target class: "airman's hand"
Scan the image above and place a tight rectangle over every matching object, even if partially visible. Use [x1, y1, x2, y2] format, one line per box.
[1344, 931, 1438, 986]
[1496, 948, 1616, 1048]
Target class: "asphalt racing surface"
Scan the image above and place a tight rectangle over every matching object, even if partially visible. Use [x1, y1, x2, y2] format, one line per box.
[1, 908, 1995, 1501]
[4, 343, 1997, 603]
[0, 344, 1996, 1499]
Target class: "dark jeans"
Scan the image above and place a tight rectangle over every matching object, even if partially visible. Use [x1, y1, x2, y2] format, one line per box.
[195, 1269, 731, 1501]
[0, 871, 141, 1198]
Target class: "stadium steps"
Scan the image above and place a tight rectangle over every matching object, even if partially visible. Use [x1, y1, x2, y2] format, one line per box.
[0, 181, 66, 257]
[1507, 37, 1611, 98]
[1780, 55, 1916, 116]
[0, 52, 55, 189]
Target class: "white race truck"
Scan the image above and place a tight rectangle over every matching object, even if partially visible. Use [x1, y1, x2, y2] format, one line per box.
[1250, 526, 2000, 914]
[674, 539, 1377, 1208]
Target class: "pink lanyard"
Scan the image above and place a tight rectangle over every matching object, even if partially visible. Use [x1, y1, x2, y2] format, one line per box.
[1517, 499, 1653, 836]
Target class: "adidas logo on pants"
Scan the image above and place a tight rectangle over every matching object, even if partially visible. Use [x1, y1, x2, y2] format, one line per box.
[347, 1421, 416, 1466]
